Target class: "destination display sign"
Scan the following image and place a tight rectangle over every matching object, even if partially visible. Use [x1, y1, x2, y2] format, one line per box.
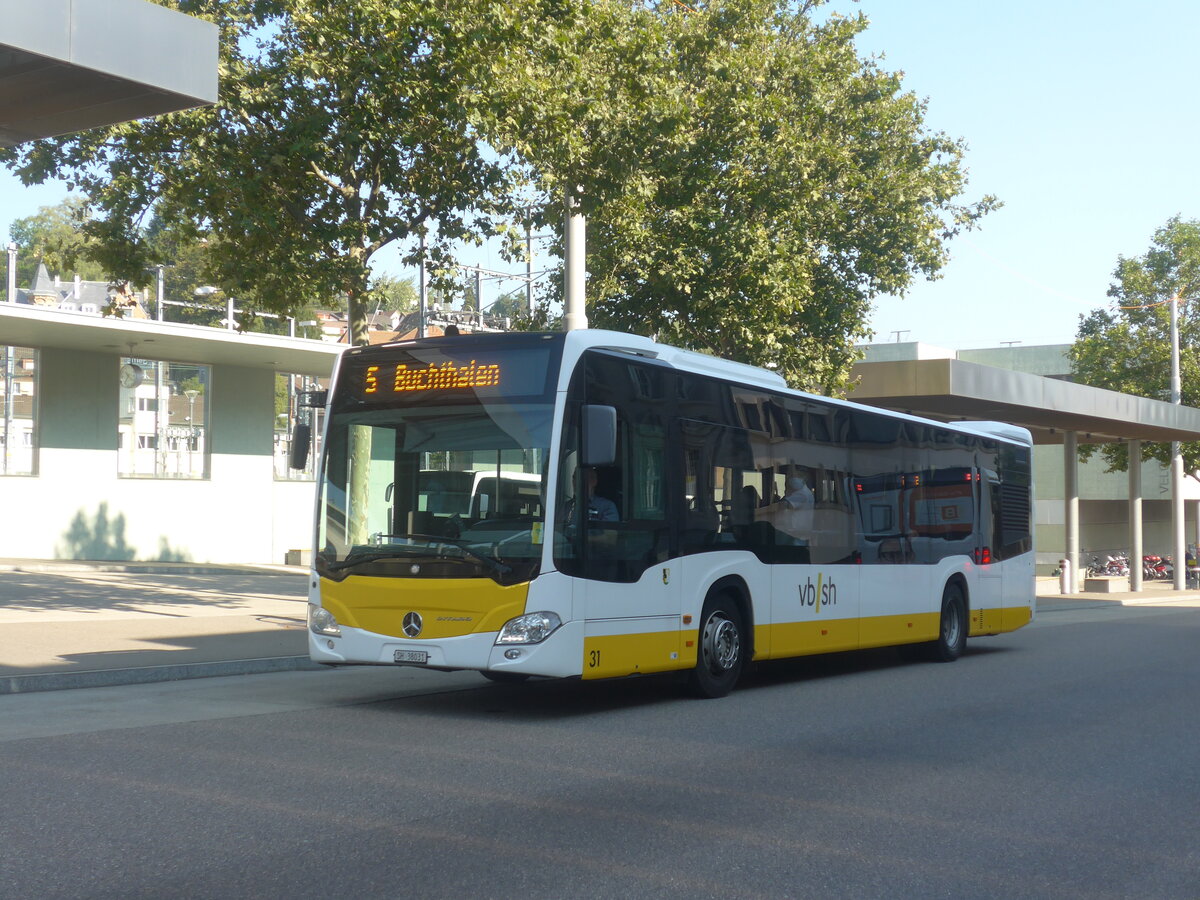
[365, 359, 502, 395]
[335, 337, 561, 409]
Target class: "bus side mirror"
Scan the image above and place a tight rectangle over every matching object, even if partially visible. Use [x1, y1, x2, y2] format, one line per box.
[289, 423, 312, 470]
[582, 404, 616, 467]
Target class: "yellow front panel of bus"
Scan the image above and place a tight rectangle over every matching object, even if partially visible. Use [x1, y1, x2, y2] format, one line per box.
[320, 576, 528, 639]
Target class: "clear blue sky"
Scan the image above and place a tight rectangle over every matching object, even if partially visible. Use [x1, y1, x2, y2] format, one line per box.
[4, 0, 1198, 350]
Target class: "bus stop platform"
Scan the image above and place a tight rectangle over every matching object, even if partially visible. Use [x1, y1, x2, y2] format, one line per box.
[0, 559, 315, 695]
[2, 561, 1199, 695]
[1032, 576, 1200, 610]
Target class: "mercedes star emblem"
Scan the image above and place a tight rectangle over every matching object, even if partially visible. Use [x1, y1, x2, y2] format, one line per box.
[402, 611, 423, 638]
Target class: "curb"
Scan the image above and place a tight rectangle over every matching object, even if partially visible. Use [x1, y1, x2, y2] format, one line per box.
[0, 560, 308, 576]
[0, 656, 325, 695]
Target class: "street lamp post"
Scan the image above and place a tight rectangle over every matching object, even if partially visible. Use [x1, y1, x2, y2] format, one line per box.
[194, 285, 235, 330]
[1170, 294, 1185, 590]
[184, 389, 199, 475]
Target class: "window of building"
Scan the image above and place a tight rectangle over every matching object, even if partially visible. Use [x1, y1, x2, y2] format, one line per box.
[274, 372, 323, 480]
[0, 345, 37, 476]
[118, 358, 209, 478]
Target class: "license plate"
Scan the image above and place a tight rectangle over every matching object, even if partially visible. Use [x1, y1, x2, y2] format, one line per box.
[393, 649, 429, 664]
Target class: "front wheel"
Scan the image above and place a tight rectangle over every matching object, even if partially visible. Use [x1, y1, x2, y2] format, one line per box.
[687, 595, 745, 698]
[930, 583, 967, 662]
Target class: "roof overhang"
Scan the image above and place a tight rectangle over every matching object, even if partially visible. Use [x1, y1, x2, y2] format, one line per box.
[0, 0, 218, 146]
[848, 358, 1200, 445]
[1, 303, 341, 377]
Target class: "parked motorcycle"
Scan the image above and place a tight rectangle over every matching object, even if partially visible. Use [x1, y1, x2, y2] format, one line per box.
[1103, 554, 1130, 576]
[1143, 555, 1172, 580]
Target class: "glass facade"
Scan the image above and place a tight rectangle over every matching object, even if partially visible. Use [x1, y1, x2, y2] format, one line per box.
[274, 372, 324, 480]
[0, 345, 37, 476]
[118, 357, 210, 478]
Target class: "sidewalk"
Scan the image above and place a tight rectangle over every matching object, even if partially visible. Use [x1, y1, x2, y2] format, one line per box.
[0, 558, 316, 694]
[3, 561, 1200, 696]
[1033, 575, 1200, 610]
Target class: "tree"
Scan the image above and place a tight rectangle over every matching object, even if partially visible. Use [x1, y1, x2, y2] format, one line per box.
[489, 288, 530, 321]
[369, 275, 419, 314]
[3, 0, 993, 393]
[1, 0, 527, 344]
[481, 0, 997, 392]
[1070, 216, 1200, 473]
[9, 197, 107, 286]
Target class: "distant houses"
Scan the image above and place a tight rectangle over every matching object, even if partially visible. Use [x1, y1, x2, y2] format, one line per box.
[16, 261, 151, 319]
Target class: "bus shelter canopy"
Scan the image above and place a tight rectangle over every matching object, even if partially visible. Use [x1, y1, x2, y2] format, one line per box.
[848, 358, 1200, 446]
[0, 0, 217, 147]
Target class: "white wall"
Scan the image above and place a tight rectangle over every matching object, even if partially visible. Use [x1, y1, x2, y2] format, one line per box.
[2, 347, 318, 565]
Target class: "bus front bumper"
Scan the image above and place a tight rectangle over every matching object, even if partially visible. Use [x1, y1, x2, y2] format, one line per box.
[308, 618, 584, 678]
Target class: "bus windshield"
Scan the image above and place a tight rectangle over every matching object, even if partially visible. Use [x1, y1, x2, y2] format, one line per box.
[316, 336, 561, 583]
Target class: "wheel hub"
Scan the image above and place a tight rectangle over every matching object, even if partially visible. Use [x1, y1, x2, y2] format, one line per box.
[702, 613, 740, 673]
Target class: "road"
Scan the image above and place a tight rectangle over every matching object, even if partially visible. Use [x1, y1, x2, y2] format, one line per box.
[1, 603, 1198, 899]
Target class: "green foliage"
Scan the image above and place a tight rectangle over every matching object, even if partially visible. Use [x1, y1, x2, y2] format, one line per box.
[368, 274, 419, 313]
[1069, 216, 1200, 471]
[9, 197, 107, 285]
[1, 0, 520, 345]
[274, 373, 290, 421]
[489, 288, 530, 320]
[3, 0, 993, 382]
[479, 0, 997, 392]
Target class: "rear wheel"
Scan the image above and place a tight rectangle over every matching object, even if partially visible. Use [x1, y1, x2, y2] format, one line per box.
[930, 583, 967, 662]
[687, 595, 745, 698]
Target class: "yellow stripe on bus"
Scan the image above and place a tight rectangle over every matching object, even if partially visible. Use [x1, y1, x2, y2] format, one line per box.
[859, 612, 940, 649]
[582, 631, 683, 680]
[766, 618, 859, 657]
[581, 607, 1026, 677]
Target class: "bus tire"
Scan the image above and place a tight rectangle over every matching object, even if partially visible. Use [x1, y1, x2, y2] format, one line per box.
[481, 671, 530, 684]
[687, 594, 745, 698]
[930, 582, 967, 662]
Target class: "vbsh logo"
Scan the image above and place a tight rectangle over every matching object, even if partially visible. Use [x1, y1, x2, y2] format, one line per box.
[798, 574, 837, 614]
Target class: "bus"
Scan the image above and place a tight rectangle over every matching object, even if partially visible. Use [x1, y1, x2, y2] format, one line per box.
[302, 329, 1034, 697]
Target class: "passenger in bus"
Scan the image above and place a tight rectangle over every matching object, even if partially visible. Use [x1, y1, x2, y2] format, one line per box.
[757, 469, 814, 544]
[782, 473, 815, 531]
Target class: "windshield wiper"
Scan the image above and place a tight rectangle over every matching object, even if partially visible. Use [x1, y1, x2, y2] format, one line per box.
[327, 536, 510, 575]
[326, 544, 427, 572]
[405, 534, 512, 575]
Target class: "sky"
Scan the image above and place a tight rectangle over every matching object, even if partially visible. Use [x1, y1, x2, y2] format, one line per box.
[3, 0, 1199, 351]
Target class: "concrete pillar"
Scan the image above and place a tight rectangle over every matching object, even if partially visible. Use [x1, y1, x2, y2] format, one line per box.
[1171, 442, 1185, 590]
[563, 188, 587, 332]
[1129, 440, 1142, 592]
[1064, 431, 1079, 593]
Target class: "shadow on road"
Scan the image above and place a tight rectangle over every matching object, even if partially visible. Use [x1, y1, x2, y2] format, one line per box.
[354, 641, 1018, 722]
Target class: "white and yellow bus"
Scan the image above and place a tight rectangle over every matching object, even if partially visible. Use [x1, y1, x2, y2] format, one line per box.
[303, 329, 1033, 697]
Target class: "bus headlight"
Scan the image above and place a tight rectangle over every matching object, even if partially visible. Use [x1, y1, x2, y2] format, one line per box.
[308, 604, 341, 637]
[496, 611, 562, 645]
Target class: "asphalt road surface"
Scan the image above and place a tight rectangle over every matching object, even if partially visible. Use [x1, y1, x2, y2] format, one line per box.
[2, 602, 1198, 899]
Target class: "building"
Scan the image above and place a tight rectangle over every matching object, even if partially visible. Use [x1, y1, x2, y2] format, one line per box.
[1, 301, 339, 563]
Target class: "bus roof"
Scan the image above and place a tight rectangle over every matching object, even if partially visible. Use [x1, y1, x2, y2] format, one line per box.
[361, 329, 1032, 448]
